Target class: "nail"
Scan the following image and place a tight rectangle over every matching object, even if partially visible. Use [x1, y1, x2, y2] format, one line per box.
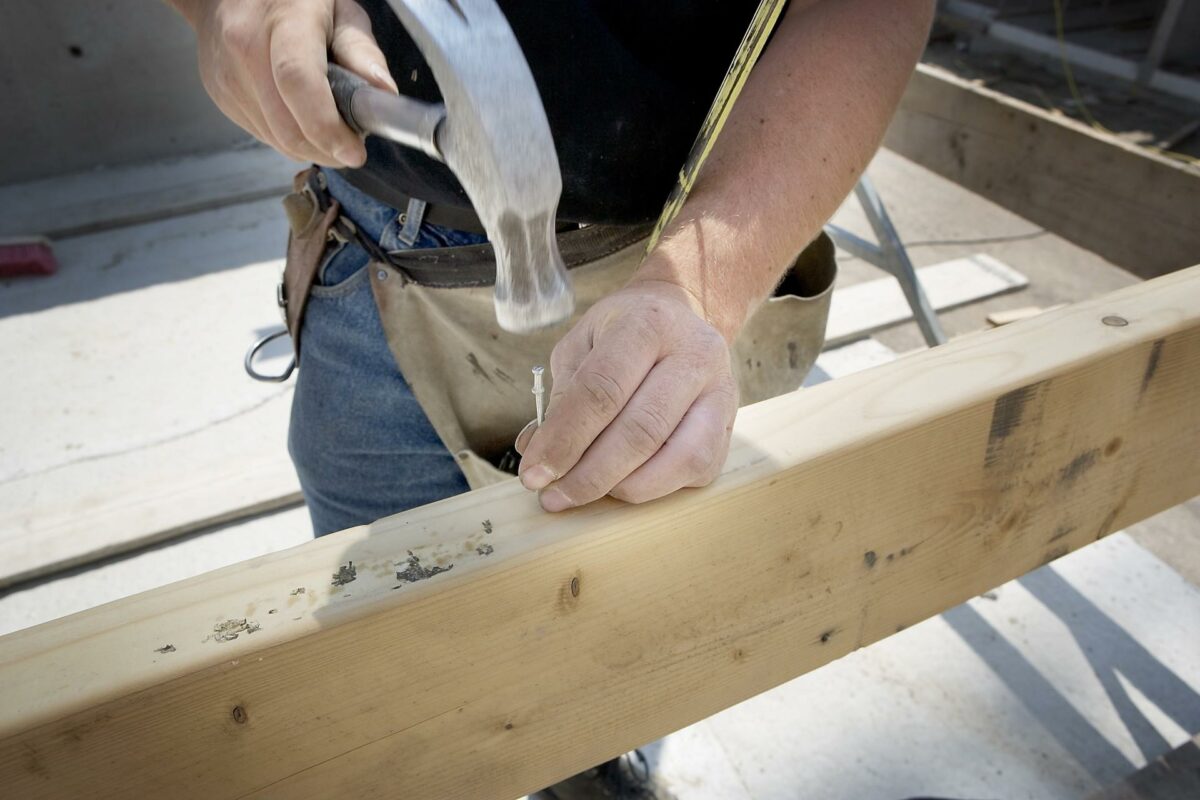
[540, 486, 573, 513]
[520, 464, 556, 491]
[371, 63, 399, 93]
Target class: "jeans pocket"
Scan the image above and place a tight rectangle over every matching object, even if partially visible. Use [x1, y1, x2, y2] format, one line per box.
[311, 240, 370, 297]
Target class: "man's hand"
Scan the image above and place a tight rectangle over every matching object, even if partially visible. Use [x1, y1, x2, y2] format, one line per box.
[169, 0, 398, 167]
[516, 280, 738, 512]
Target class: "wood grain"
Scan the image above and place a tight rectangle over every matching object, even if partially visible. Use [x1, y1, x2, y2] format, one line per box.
[1, 267, 1197, 799]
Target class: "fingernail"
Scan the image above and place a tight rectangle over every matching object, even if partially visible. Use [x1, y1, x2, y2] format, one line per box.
[520, 464, 556, 491]
[371, 63, 399, 93]
[334, 142, 365, 167]
[540, 486, 574, 513]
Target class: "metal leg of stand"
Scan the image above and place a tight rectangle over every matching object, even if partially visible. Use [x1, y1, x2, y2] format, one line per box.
[825, 175, 947, 347]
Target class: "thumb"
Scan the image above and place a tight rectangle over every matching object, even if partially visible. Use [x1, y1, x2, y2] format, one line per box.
[330, 0, 399, 94]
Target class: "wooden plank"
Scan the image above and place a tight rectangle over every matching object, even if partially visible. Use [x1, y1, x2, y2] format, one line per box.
[885, 63, 1200, 279]
[2, 267, 1196, 800]
[987, 304, 1067, 326]
[0, 249, 1011, 587]
[0, 145, 298, 240]
[825, 252, 1027, 346]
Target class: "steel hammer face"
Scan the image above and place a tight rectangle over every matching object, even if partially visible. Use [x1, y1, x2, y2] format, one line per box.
[384, 0, 574, 332]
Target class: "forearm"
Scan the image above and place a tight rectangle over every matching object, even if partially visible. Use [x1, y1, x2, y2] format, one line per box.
[635, 0, 935, 342]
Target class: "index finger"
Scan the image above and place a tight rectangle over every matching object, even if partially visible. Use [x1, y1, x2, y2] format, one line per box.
[269, 17, 365, 166]
[518, 324, 660, 491]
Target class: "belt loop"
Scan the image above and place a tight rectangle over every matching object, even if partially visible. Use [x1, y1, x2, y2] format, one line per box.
[397, 198, 428, 247]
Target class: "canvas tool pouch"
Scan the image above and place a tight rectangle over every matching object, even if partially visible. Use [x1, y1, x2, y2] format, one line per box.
[366, 227, 837, 490]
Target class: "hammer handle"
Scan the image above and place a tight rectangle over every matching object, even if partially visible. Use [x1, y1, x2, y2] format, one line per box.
[327, 63, 446, 161]
[327, 63, 370, 136]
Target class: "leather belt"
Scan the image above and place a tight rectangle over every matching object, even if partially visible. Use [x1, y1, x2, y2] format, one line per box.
[337, 169, 489, 235]
[307, 171, 651, 289]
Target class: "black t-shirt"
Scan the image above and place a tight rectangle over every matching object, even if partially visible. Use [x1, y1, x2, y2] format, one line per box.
[342, 1, 760, 225]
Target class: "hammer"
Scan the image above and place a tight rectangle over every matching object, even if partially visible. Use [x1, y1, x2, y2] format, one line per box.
[327, 0, 574, 334]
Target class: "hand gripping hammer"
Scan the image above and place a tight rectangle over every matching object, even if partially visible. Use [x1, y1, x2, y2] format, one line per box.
[327, 0, 574, 333]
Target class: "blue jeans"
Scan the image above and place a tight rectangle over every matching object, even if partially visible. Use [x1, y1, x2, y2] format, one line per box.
[288, 169, 488, 537]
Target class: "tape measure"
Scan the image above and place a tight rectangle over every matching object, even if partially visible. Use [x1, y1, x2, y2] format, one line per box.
[646, 0, 789, 253]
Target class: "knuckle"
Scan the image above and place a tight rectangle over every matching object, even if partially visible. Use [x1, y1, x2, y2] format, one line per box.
[563, 469, 612, 505]
[578, 369, 625, 417]
[689, 464, 721, 489]
[336, 3, 373, 34]
[626, 312, 662, 342]
[272, 55, 310, 89]
[620, 404, 673, 457]
[688, 326, 728, 363]
[683, 442, 717, 478]
[219, 16, 255, 58]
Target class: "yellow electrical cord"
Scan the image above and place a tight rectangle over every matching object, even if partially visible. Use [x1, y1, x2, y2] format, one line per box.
[1052, 0, 1200, 167]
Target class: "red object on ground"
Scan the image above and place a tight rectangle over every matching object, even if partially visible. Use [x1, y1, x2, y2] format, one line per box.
[0, 237, 58, 278]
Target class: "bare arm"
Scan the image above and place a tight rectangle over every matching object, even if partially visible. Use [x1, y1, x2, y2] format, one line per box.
[638, 0, 936, 340]
[518, 0, 935, 510]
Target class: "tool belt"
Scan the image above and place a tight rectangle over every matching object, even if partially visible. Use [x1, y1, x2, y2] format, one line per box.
[275, 168, 650, 354]
[266, 167, 837, 489]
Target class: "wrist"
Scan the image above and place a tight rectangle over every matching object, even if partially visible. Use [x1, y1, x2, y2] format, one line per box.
[626, 262, 746, 346]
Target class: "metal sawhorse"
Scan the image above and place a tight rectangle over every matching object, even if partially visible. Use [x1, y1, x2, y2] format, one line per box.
[825, 175, 948, 347]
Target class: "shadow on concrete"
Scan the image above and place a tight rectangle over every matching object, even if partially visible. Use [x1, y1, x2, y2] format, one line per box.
[944, 564, 1200, 786]
[1019, 568, 1200, 761]
[943, 601, 1136, 785]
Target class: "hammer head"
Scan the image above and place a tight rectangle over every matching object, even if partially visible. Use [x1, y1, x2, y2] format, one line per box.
[385, 0, 574, 332]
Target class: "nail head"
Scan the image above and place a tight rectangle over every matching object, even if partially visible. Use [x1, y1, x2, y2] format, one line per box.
[1102, 315, 1128, 327]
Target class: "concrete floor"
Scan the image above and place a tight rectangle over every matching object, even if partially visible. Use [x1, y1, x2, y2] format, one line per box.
[0, 145, 1197, 798]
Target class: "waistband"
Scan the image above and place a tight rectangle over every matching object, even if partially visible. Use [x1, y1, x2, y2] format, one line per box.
[308, 170, 652, 289]
[336, 168, 489, 235]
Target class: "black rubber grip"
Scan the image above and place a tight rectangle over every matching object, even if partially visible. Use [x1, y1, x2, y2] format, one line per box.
[327, 63, 369, 135]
